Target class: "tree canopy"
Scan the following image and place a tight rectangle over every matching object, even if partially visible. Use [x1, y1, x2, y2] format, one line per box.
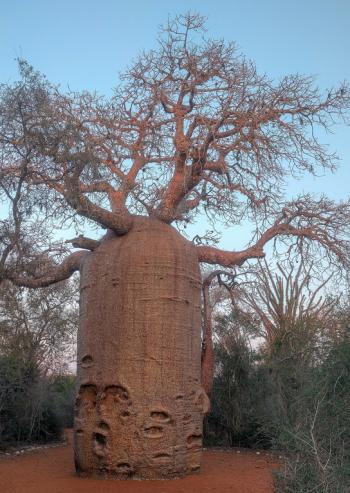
[1, 13, 350, 284]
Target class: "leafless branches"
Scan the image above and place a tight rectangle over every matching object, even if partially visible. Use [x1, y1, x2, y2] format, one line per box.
[229, 259, 338, 355]
[0, 14, 349, 282]
[197, 196, 350, 268]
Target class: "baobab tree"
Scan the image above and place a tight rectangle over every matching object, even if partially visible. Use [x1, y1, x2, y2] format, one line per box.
[1, 13, 350, 479]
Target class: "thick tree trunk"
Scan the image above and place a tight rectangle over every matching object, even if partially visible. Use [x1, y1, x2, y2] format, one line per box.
[74, 217, 209, 479]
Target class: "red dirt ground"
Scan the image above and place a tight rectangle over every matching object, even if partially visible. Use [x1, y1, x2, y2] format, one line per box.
[0, 433, 280, 493]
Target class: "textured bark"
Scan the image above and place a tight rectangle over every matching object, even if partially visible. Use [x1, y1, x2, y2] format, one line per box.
[74, 217, 209, 479]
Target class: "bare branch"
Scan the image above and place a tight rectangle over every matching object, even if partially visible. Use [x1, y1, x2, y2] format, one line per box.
[65, 235, 101, 251]
[7, 251, 88, 288]
[197, 197, 350, 269]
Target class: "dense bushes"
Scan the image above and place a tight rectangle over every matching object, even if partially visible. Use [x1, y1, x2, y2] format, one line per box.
[0, 354, 76, 448]
[0, 280, 77, 449]
[204, 307, 350, 492]
[204, 311, 268, 448]
[274, 338, 350, 492]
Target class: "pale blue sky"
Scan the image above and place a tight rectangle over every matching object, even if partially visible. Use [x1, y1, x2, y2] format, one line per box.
[1, 0, 349, 249]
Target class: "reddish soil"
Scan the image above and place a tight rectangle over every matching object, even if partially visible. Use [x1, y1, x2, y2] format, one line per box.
[0, 433, 280, 493]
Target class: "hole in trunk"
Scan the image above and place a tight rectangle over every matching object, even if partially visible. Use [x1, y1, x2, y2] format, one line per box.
[144, 426, 163, 438]
[194, 389, 211, 414]
[79, 384, 97, 395]
[187, 434, 202, 447]
[116, 463, 134, 476]
[94, 432, 107, 447]
[111, 277, 119, 287]
[104, 385, 129, 402]
[98, 421, 110, 431]
[153, 452, 171, 461]
[75, 384, 97, 412]
[81, 355, 93, 368]
[93, 432, 107, 457]
[150, 410, 170, 422]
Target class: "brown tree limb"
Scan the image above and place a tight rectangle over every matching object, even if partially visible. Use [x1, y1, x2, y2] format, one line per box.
[7, 251, 88, 288]
[197, 244, 265, 267]
[6, 165, 134, 235]
[201, 269, 232, 395]
[201, 274, 215, 396]
[63, 185, 133, 235]
[196, 199, 350, 268]
[65, 235, 101, 251]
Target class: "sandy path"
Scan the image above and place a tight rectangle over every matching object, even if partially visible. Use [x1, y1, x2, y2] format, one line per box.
[0, 435, 279, 493]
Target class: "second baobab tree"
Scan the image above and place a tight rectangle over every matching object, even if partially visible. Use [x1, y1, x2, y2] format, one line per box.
[1, 13, 350, 479]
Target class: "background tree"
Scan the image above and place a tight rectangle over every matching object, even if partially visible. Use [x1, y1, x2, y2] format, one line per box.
[0, 279, 78, 446]
[233, 260, 339, 424]
[0, 13, 349, 479]
[234, 259, 337, 357]
[204, 261, 350, 492]
[204, 308, 262, 448]
[0, 280, 78, 370]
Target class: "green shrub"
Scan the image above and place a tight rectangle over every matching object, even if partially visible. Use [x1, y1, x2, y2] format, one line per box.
[0, 354, 76, 448]
[274, 338, 350, 493]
